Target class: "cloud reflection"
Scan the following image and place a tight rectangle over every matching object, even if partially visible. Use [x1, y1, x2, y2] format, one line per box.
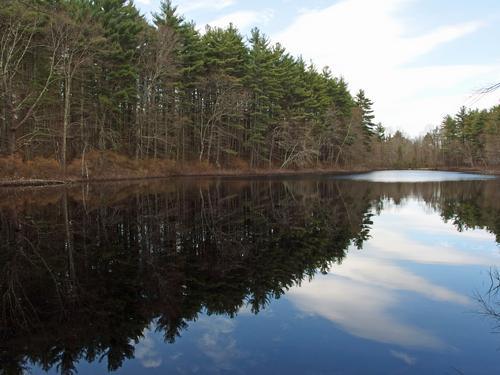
[135, 325, 163, 368]
[289, 275, 445, 348]
[196, 316, 244, 371]
[390, 350, 416, 366]
[287, 200, 499, 349]
[334, 254, 470, 305]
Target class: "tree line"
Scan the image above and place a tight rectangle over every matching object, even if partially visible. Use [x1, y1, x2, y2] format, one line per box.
[0, 0, 387, 172]
[1, 0, 498, 174]
[385, 105, 500, 169]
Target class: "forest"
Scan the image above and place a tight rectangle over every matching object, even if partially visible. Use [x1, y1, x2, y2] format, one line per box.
[1, 0, 499, 179]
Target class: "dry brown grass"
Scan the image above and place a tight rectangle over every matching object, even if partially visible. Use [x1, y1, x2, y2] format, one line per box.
[226, 157, 250, 171]
[0, 151, 222, 183]
[0, 155, 63, 179]
[67, 151, 182, 179]
[0, 151, 374, 186]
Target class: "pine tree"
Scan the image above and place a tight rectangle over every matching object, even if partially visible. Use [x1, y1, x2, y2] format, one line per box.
[92, 0, 145, 150]
[355, 89, 375, 148]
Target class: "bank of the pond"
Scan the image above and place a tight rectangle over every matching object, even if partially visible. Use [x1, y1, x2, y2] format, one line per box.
[0, 167, 375, 188]
[1, 151, 498, 188]
[431, 166, 500, 176]
[0, 151, 378, 187]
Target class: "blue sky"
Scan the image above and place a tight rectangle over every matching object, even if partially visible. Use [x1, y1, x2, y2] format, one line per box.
[135, 0, 500, 136]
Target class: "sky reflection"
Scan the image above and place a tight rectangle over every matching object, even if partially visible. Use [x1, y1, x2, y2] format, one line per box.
[341, 170, 498, 182]
[287, 198, 499, 351]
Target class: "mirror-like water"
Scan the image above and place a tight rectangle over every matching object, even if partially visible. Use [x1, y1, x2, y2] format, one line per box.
[339, 169, 498, 182]
[1, 171, 499, 374]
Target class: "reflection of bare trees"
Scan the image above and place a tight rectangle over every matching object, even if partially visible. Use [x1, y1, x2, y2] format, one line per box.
[475, 268, 500, 326]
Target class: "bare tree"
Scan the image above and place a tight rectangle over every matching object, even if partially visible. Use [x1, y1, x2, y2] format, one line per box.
[0, 8, 58, 155]
[198, 74, 243, 164]
[138, 23, 179, 159]
[480, 83, 500, 94]
[51, 9, 102, 172]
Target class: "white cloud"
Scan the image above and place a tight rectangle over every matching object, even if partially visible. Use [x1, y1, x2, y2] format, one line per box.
[274, 0, 499, 136]
[176, 0, 236, 13]
[206, 9, 274, 31]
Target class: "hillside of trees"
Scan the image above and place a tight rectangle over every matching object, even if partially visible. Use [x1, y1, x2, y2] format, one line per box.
[1, 0, 499, 180]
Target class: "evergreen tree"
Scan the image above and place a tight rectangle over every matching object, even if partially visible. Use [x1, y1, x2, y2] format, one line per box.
[355, 89, 376, 148]
[92, 0, 145, 149]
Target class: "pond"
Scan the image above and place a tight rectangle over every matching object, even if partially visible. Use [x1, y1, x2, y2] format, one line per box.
[1, 171, 499, 374]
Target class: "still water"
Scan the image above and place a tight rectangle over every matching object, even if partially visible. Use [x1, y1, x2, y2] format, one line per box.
[1, 171, 500, 374]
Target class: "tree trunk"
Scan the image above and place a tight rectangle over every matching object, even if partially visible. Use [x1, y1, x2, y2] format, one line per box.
[62, 191, 76, 292]
[62, 74, 72, 174]
[8, 128, 17, 155]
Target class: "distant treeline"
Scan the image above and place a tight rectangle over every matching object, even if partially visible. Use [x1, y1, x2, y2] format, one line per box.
[387, 105, 500, 169]
[1, 0, 499, 172]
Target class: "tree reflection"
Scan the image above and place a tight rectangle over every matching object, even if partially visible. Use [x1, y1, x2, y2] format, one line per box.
[475, 268, 500, 332]
[0, 179, 373, 374]
[0, 177, 498, 374]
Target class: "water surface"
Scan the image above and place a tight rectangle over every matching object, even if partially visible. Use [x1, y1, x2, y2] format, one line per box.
[1, 171, 499, 374]
[341, 169, 497, 182]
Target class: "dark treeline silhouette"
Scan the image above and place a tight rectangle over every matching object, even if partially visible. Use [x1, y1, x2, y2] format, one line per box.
[0, 177, 499, 374]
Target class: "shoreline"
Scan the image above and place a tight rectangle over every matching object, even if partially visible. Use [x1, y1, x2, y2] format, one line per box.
[429, 167, 500, 176]
[0, 167, 499, 188]
[0, 168, 372, 188]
